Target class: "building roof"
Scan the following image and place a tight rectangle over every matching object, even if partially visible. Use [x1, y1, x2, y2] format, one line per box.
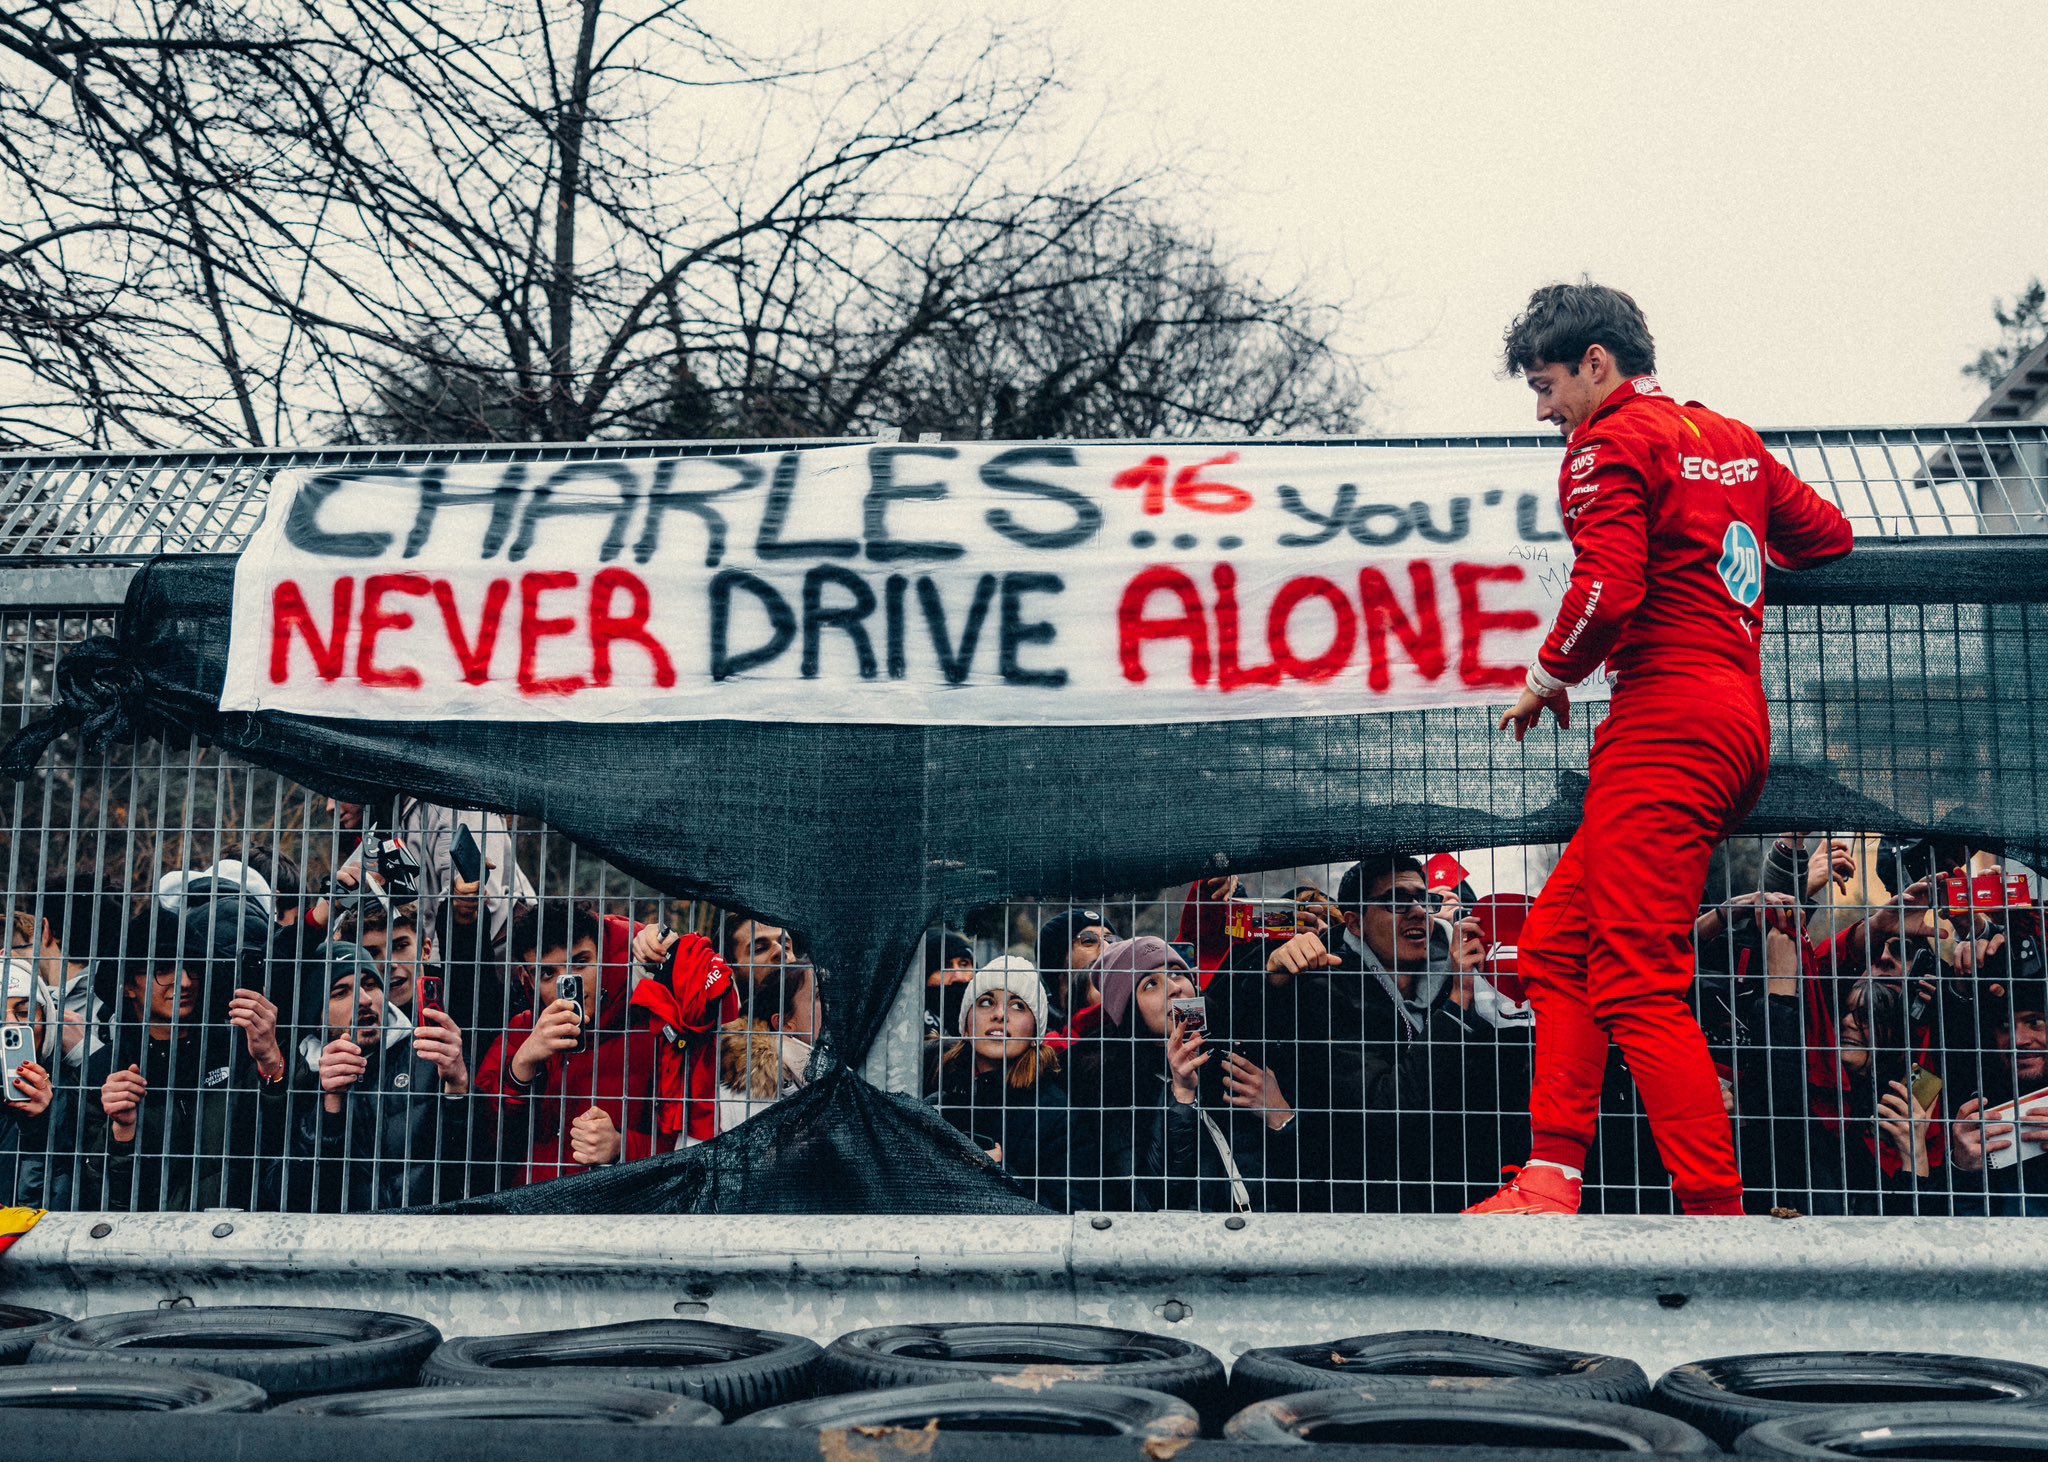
[1973, 333, 2048, 423]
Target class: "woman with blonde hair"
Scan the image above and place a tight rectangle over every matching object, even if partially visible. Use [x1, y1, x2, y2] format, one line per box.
[931, 956, 1077, 1210]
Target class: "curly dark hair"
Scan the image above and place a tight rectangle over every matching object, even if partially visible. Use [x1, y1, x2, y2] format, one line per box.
[1502, 281, 1656, 379]
[507, 899, 601, 964]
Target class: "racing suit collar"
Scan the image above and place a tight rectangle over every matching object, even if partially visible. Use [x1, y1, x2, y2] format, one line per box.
[1569, 374, 1664, 447]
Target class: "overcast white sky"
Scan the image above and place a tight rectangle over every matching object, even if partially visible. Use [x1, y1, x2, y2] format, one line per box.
[790, 2, 2046, 435]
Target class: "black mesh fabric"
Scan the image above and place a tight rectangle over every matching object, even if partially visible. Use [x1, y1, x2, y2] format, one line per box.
[6, 539, 2048, 1213]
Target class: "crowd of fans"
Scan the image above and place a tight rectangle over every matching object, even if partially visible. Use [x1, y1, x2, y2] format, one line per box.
[0, 803, 803, 1213]
[921, 834, 2048, 1218]
[2, 810, 2044, 1218]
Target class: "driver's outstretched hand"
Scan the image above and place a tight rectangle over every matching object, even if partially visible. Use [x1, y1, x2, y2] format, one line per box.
[1501, 686, 1571, 741]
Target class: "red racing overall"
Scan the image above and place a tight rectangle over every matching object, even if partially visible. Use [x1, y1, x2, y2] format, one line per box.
[1518, 376, 1853, 1211]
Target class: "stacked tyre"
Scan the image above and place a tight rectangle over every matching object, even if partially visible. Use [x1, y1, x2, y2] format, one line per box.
[26, 1305, 442, 1400]
[0, 1304, 69, 1364]
[13, 1306, 2048, 1453]
[742, 1381, 1200, 1442]
[0, 1362, 267, 1412]
[419, 1318, 823, 1416]
[1650, 1348, 2048, 1454]
[1735, 1404, 2048, 1458]
[12, 1306, 758, 1426]
[816, 1321, 1227, 1423]
[726, 1321, 1227, 1440]
[1229, 1328, 1652, 1409]
[275, 1383, 723, 1425]
[1222, 1330, 1701, 1452]
[1226, 1386, 1717, 1452]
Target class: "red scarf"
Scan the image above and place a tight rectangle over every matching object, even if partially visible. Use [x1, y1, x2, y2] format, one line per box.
[629, 933, 737, 1141]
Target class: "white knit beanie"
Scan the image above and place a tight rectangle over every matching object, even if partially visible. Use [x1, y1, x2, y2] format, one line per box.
[955, 955, 1051, 1040]
[156, 858, 276, 925]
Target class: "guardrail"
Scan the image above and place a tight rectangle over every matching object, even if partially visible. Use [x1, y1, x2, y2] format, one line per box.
[6, 1209, 2046, 1380]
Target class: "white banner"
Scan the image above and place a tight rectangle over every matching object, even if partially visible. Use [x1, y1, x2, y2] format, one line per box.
[221, 443, 1607, 725]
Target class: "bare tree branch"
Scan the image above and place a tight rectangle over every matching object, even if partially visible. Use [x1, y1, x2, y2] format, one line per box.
[0, 2, 1371, 449]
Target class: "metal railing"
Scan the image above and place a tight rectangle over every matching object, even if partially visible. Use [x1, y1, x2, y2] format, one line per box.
[1, 423, 2044, 565]
[2, 427, 2045, 1216]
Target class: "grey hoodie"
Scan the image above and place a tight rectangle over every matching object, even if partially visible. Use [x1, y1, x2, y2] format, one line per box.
[1343, 926, 1455, 1036]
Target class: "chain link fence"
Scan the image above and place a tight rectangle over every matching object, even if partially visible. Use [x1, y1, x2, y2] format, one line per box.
[2, 427, 2046, 1217]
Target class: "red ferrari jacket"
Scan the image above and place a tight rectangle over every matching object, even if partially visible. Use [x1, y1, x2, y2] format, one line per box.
[1531, 377, 1854, 691]
[475, 913, 667, 1186]
[629, 932, 739, 1145]
[1045, 1001, 1104, 1054]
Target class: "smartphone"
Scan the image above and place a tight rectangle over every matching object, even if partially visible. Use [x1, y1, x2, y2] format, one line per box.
[1909, 1064, 1943, 1110]
[1226, 1038, 1264, 1070]
[1, 1023, 30, 1099]
[415, 973, 445, 1022]
[450, 823, 483, 884]
[555, 972, 588, 1052]
[1167, 996, 1207, 1034]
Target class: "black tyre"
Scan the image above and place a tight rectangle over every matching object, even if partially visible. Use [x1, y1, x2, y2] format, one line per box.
[1225, 1386, 1716, 1452]
[1229, 1329, 1650, 1409]
[0, 1305, 69, 1365]
[420, 1319, 821, 1417]
[27, 1305, 442, 1399]
[1654, 1350, 2048, 1446]
[821, 1323, 1225, 1421]
[0, 1362, 266, 1412]
[1735, 1402, 2048, 1458]
[273, 1382, 723, 1425]
[739, 1380, 1200, 1443]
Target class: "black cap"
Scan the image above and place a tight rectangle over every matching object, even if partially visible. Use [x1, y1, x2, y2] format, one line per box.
[1036, 908, 1108, 972]
[922, 929, 973, 976]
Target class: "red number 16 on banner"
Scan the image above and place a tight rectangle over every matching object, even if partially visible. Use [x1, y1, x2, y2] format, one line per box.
[1112, 453, 1254, 516]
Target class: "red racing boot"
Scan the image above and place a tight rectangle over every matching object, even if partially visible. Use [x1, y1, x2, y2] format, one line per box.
[1463, 1165, 1583, 1215]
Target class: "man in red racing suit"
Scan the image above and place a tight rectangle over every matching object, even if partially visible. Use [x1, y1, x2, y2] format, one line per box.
[1468, 283, 1854, 1216]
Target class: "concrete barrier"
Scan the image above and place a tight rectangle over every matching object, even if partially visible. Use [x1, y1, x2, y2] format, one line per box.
[6, 1209, 2045, 1376]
